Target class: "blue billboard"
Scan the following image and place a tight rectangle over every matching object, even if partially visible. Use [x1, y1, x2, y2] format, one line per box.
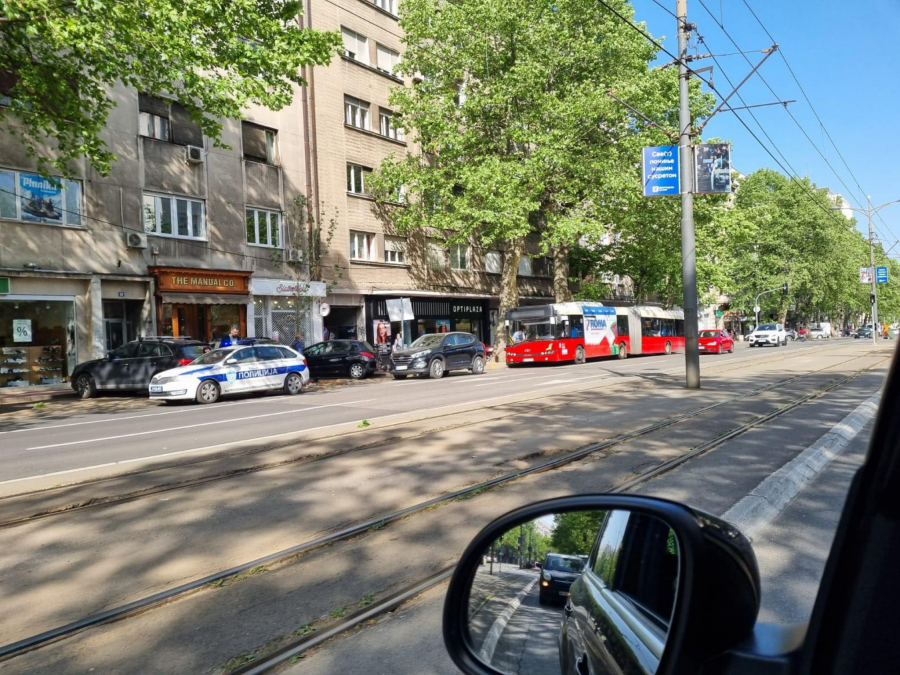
[642, 146, 680, 197]
[877, 266, 889, 284]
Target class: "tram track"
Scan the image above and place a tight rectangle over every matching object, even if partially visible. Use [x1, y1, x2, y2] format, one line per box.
[0, 349, 886, 664]
[0, 342, 860, 530]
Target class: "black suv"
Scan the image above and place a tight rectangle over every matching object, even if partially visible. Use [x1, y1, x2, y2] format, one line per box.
[390, 332, 486, 379]
[71, 337, 209, 398]
[303, 340, 378, 380]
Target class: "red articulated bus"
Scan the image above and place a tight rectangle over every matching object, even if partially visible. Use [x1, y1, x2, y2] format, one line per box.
[505, 302, 685, 365]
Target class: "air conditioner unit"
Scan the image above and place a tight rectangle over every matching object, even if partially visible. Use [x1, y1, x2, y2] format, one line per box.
[126, 232, 148, 249]
[186, 145, 204, 163]
[284, 248, 302, 263]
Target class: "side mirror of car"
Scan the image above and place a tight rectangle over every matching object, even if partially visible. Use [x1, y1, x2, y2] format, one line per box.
[225, 358, 237, 365]
[105, 352, 114, 361]
[443, 495, 761, 675]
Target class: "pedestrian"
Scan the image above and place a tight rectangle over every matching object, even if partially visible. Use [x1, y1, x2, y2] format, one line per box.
[392, 333, 403, 352]
[290, 332, 304, 353]
[219, 325, 240, 348]
[323, 326, 331, 341]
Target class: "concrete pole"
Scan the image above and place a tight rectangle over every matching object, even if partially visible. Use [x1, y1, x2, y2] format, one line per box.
[868, 195, 878, 346]
[678, 0, 700, 389]
[89, 275, 105, 359]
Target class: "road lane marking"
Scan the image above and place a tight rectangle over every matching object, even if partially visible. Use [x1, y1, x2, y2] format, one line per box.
[24, 399, 378, 451]
[722, 392, 881, 540]
[479, 576, 538, 664]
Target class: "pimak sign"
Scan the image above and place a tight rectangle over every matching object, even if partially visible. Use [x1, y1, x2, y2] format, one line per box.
[150, 267, 251, 295]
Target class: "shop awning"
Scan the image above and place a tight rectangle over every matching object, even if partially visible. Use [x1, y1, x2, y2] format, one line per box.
[160, 293, 251, 305]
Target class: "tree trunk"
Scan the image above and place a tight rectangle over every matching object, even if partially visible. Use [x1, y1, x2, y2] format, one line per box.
[553, 246, 572, 302]
[493, 239, 524, 363]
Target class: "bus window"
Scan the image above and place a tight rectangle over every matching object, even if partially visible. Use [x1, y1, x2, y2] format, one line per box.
[675, 319, 684, 337]
[617, 318, 629, 337]
[569, 315, 584, 338]
[642, 319, 660, 337]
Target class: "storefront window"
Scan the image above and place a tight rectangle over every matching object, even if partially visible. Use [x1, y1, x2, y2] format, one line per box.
[0, 299, 75, 387]
[454, 318, 482, 339]
[210, 305, 242, 342]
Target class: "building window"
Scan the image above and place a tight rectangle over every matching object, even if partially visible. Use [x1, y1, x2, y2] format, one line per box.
[0, 168, 82, 227]
[374, 0, 397, 14]
[347, 164, 372, 195]
[379, 110, 404, 141]
[517, 256, 533, 277]
[342, 27, 369, 64]
[139, 111, 170, 141]
[242, 122, 277, 165]
[533, 256, 553, 277]
[426, 240, 447, 270]
[485, 250, 502, 274]
[376, 44, 400, 75]
[246, 208, 282, 248]
[384, 235, 406, 264]
[350, 231, 375, 261]
[344, 95, 370, 130]
[449, 244, 469, 270]
[143, 192, 205, 240]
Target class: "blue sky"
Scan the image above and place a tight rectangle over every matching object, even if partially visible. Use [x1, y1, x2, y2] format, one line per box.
[631, 0, 900, 250]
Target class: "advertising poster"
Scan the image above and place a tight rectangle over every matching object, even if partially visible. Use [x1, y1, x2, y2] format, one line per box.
[13, 319, 32, 342]
[582, 305, 617, 351]
[694, 144, 732, 194]
[436, 319, 451, 333]
[19, 173, 64, 223]
[641, 146, 680, 197]
[860, 267, 874, 284]
[373, 320, 392, 345]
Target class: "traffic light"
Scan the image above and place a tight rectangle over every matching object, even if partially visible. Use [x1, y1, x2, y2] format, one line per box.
[782, 282, 788, 295]
[871, 293, 876, 305]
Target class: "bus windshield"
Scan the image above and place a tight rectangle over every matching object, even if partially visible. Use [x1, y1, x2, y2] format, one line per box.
[510, 317, 582, 343]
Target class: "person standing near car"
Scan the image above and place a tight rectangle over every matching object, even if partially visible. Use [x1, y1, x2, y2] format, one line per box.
[219, 325, 240, 348]
[392, 333, 403, 352]
[290, 332, 304, 353]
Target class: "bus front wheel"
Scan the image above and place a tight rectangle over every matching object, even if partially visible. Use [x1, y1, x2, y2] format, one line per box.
[575, 346, 586, 364]
[617, 343, 628, 359]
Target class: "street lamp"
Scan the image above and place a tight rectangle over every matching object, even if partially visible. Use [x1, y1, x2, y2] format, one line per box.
[754, 283, 788, 330]
[833, 197, 900, 345]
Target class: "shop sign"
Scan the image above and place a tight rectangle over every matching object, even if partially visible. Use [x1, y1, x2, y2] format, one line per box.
[153, 267, 250, 294]
[386, 298, 415, 321]
[320, 302, 331, 317]
[250, 278, 326, 298]
[452, 303, 482, 317]
[13, 319, 32, 342]
[0, 277, 9, 294]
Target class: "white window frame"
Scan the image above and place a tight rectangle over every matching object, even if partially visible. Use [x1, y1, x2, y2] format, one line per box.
[347, 164, 372, 195]
[449, 243, 469, 271]
[379, 110, 405, 141]
[139, 111, 170, 141]
[376, 44, 400, 75]
[350, 231, 375, 261]
[374, 0, 397, 15]
[0, 168, 83, 227]
[345, 95, 370, 130]
[384, 235, 407, 264]
[143, 191, 206, 241]
[517, 256, 533, 277]
[342, 27, 369, 64]
[245, 207, 283, 249]
[485, 250, 502, 274]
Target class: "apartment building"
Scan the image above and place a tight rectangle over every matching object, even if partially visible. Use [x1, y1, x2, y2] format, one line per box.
[0, 86, 327, 390]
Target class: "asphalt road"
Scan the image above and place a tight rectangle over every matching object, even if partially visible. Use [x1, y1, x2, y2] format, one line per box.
[0, 340, 848, 486]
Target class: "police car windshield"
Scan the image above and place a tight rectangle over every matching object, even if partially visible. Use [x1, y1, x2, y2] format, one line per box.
[191, 349, 235, 365]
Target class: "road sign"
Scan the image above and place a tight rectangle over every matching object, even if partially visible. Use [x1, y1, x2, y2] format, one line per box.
[753, 305, 761, 314]
[694, 143, 732, 194]
[641, 146, 680, 197]
[860, 267, 874, 284]
[876, 266, 889, 284]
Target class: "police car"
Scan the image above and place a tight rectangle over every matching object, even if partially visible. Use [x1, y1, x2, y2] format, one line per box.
[149, 343, 309, 404]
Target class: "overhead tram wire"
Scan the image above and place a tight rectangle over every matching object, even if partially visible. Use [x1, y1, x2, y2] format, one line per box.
[739, 0, 898, 242]
[595, 0, 866, 232]
[695, 0, 900, 248]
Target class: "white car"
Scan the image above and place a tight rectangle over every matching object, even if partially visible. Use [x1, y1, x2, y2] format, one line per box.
[809, 327, 829, 340]
[149, 344, 309, 404]
[749, 323, 787, 347]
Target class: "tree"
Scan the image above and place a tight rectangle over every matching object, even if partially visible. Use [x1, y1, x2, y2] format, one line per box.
[550, 511, 605, 556]
[369, 0, 707, 360]
[0, 0, 342, 176]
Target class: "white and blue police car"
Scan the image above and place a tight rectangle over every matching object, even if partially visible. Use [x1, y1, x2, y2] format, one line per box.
[149, 343, 309, 404]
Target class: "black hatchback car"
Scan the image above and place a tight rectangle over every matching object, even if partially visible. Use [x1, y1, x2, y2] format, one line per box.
[539, 553, 586, 605]
[71, 337, 209, 398]
[390, 332, 486, 379]
[302, 339, 378, 380]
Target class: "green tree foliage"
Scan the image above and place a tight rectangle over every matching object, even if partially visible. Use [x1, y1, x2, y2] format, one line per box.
[368, 0, 711, 352]
[0, 0, 342, 175]
[550, 510, 605, 556]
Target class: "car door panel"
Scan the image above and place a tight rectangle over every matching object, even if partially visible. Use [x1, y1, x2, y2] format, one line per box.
[255, 345, 285, 389]
[96, 343, 137, 389]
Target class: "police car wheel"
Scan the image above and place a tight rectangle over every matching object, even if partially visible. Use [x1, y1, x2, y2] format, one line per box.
[196, 380, 220, 404]
[284, 372, 304, 395]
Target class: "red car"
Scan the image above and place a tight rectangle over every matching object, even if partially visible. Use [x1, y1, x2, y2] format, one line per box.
[698, 329, 734, 354]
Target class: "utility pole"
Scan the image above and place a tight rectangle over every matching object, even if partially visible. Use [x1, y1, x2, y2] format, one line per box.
[677, 0, 700, 389]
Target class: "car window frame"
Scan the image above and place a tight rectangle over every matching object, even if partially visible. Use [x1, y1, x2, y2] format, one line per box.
[229, 347, 258, 363]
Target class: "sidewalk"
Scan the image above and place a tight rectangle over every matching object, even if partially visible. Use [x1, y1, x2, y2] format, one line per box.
[0, 383, 74, 407]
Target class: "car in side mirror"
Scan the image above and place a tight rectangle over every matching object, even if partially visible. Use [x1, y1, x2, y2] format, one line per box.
[443, 495, 761, 675]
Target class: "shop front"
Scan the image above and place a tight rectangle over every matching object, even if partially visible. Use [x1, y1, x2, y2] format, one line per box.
[366, 296, 490, 347]
[0, 275, 79, 388]
[249, 278, 326, 345]
[150, 267, 252, 343]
